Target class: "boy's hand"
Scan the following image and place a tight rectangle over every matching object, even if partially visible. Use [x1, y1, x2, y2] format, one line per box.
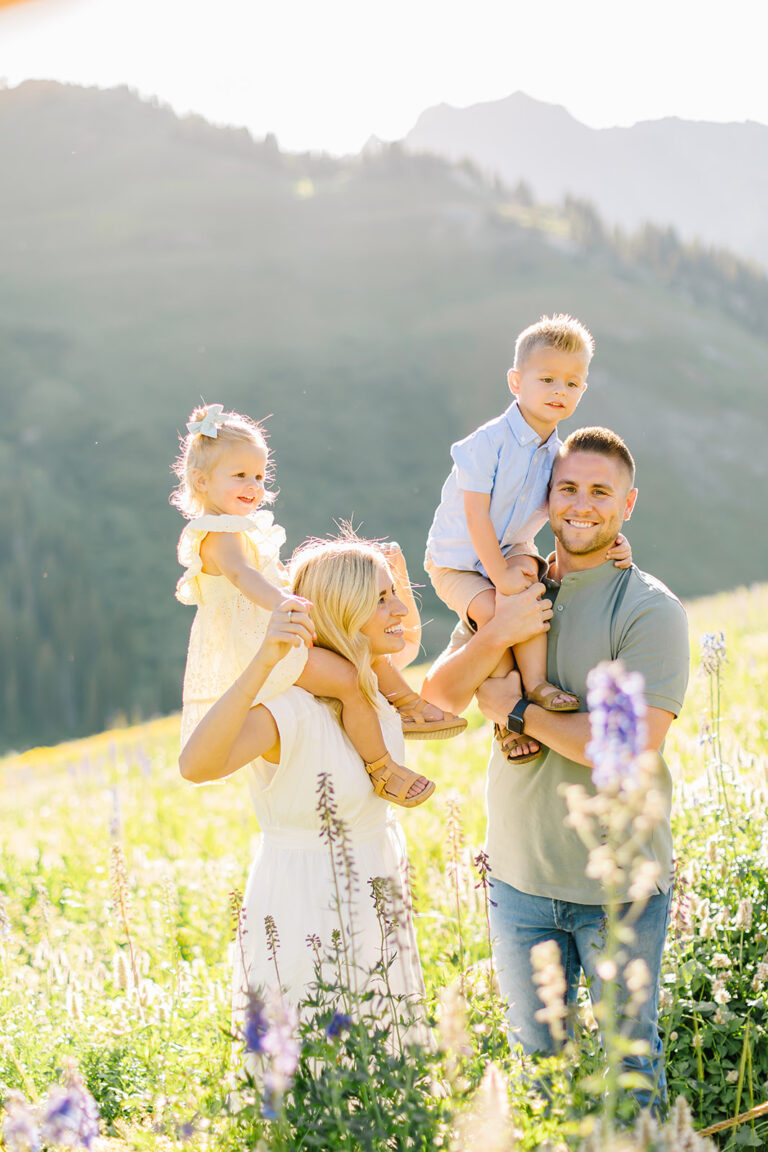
[494, 554, 538, 596]
[607, 533, 632, 569]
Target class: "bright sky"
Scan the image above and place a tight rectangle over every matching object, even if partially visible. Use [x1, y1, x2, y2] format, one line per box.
[1, 0, 765, 154]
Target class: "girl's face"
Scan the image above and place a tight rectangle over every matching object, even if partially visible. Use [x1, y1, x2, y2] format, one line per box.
[194, 442, 267, 517]
[359, 563, 408, 657]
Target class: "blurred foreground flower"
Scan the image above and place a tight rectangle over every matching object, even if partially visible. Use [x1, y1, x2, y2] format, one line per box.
[1, 1065, 99, 1152]
[586, 660, 647, 789]
[2, 1094, 40, 1152]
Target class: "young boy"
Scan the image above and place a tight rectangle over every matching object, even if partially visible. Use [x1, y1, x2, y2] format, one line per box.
[425, 313, 629, 761]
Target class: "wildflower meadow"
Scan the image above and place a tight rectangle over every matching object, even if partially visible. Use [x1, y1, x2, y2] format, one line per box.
[1, 584, 767, 1151]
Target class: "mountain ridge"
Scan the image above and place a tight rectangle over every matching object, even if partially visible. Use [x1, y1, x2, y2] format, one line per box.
[404, 90, 768, 267]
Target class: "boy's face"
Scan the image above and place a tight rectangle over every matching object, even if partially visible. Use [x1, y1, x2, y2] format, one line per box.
[507, 346, 589, 438]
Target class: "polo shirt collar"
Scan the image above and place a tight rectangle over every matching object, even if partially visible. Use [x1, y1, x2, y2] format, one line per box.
[504, 401, 562, 454]
[556, 559, 628, 590]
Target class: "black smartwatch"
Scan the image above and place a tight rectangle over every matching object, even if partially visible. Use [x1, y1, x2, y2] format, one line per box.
[506, 698, 530, 735]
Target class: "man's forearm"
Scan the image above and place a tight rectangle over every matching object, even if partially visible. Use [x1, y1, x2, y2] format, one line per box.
[475, 676, 592, 766]
[422, 629, 510, 714]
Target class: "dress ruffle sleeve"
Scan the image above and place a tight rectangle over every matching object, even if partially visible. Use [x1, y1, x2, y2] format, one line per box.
[175, 512, 287, 605]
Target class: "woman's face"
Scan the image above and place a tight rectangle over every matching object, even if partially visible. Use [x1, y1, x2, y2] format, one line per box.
[359, 563, 408, 657]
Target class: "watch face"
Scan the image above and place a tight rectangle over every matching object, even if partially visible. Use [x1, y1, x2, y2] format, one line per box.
[507, 700, 527, 735]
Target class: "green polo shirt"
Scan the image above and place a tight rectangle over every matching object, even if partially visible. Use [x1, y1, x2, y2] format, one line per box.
[455, 561, 690, 904]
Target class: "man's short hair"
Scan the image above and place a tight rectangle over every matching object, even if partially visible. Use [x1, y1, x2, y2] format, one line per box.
[514, 313, 595, 370]
[556, 426, 636, 485]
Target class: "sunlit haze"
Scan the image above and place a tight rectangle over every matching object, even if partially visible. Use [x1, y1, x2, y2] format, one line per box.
[1, 0, 765, 153]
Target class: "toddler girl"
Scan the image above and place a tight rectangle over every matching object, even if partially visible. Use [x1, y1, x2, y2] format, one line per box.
[172, 404, 465, 807]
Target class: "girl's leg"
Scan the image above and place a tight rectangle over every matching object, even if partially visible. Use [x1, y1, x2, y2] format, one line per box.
[297, 647, 433, 803]
[373, 657, 467, 738]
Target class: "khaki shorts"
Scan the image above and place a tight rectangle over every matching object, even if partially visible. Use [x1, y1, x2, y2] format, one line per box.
[425, 555, 494, 627]
[425, 543, 542, 627]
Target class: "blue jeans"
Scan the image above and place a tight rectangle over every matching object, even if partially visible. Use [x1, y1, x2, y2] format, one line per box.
[489, 878, 671, 1114]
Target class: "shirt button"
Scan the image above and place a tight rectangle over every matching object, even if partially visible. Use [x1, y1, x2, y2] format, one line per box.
[557, 605, 564, 611]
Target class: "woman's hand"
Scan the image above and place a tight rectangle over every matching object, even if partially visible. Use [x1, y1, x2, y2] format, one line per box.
[262, 600, 315, 665]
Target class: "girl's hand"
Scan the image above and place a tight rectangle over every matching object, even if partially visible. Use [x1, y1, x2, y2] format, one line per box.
[607, 533, 632, 569]
[261, 601, 315, 665]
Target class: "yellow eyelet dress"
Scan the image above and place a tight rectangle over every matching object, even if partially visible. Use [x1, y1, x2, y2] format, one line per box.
[176, 511, 308, 751]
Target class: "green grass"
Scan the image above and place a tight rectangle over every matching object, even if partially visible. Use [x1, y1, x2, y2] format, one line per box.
[1, 584, 767, 1149]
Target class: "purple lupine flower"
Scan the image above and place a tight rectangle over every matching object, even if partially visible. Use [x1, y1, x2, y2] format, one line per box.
[1, 1094, 40, 1152]
[243, 990, 269, 1054]
[261, 991, 300, 1118]
[326, 1011, 352, 1039]
[585, 660, 647, 789]
[700, 632, 726, 675]
[39, 1075, 100, 1150]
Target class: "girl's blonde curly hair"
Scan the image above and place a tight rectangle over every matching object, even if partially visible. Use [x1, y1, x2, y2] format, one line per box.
[170, 405, 274, 518]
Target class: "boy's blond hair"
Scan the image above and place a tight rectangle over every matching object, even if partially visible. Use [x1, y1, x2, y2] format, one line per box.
[514, 313, 595, 370]
[170, 406, 273, 519]
[290, 534, 389, 716]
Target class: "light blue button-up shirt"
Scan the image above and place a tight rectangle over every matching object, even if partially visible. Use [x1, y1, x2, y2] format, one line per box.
[425, 402, 560, 575]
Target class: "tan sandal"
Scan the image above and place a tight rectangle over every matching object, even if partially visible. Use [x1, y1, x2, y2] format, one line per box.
[364, 752, 436, 808]
[389, 689, 468, 741]
[494, 723, 542, 764]
[526, 681, 580, 712]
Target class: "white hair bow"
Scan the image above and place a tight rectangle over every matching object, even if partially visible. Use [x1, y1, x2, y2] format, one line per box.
[186, 403, 225, 438]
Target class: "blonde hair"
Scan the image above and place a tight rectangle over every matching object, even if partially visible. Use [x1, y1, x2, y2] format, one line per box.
[170, 405, 273, 518]
[514, 313, 595, 370]
[290, 534, 390, 716]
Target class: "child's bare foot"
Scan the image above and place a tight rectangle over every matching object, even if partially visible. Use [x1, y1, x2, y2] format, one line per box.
[364, 753, 436, 807]
[389, 689, 468, 741]
[526, 681, 580, 712]
[494, 724, 542, 764]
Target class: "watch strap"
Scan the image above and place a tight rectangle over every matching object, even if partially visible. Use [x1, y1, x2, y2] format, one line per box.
[507, 698, 530, 735]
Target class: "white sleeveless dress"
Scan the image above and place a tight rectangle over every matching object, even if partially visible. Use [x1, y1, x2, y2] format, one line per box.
[176, 511, 307, 750]
[232, 686, 426, 1034]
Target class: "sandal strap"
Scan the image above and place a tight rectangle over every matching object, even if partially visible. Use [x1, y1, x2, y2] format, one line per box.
[388, 689, 421, 710]
[364, 752, 424, 804]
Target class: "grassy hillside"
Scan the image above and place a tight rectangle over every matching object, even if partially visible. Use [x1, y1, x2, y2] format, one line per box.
[1, 81, 767, 749]
[1, 584, 767, 1148]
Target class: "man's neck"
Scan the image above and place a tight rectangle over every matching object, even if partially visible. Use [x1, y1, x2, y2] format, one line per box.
[549, 543, 615, 582]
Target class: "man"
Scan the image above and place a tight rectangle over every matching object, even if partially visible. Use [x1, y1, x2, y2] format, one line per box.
[423, 426, 689, 1111]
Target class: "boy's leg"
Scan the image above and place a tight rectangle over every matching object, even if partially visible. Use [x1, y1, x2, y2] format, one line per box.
[298, 647, 431, 800]
[513, 633, 579, 710]
[466, 590, 514, 677]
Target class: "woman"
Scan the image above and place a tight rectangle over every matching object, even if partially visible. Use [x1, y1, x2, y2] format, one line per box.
[179, 536, 427, 1029]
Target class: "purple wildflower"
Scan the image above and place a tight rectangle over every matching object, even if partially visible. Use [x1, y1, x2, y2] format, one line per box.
[261, 991, 300, 1117]
[326, 1011, 352, 1039]
[700, 632, 726, 675]
[585, 660, 647, 789]
[39, 1073, 100, 1150]
[1, 1094, 40, 1152]
[243, 990, 269, 1054]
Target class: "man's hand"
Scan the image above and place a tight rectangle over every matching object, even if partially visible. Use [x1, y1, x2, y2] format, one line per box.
[476, 670, 523, 727]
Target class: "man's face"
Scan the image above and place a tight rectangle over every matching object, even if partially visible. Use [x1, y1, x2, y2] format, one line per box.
[548, 451, 637, 557]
